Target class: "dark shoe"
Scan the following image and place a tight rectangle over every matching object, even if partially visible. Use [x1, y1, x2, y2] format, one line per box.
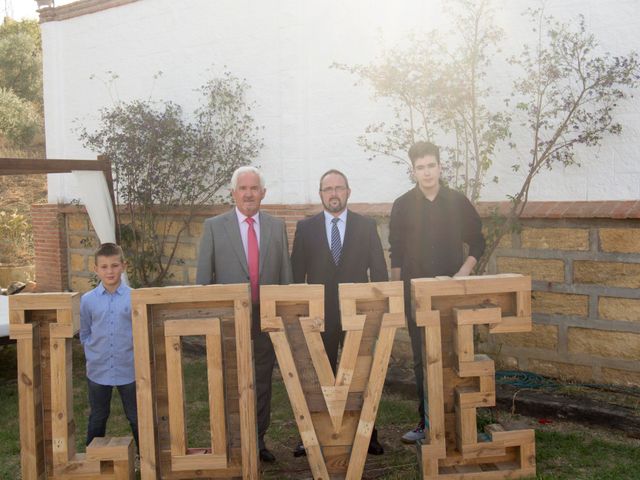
[259, 448, 276, 463]
[292, 442, 306, 457]
[368, 428, 384, 455]
[368, 437, 384, 455]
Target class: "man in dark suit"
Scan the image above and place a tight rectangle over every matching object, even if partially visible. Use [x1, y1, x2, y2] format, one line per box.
[291, 169, 388, 456]
[196, 166, 292, 463]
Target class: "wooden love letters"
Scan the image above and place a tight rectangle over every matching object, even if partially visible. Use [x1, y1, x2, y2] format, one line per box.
[10, 274, 538, 480]
[9, 293, 135, 480]
[412, 274, 536, 479]
[131, 284, 258, 480]
[260, 281, 405, 480]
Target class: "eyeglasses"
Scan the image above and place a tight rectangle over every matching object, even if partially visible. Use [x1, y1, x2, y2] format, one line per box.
[320, 186, 348, 194]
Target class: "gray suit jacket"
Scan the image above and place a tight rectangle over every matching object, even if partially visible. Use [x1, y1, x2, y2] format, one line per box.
[195, 209, 292, 287]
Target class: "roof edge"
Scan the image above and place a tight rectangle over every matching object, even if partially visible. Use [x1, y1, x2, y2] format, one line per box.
[39, 0, 139, 23]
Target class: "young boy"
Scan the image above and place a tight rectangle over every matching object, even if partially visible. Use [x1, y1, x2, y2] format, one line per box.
[79, 243, 138, 447]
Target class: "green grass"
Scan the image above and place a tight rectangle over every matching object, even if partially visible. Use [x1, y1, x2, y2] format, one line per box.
[535, 430, 640, 480]
[1, 342, 639, 479]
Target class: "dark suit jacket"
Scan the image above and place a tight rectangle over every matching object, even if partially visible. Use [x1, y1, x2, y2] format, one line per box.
[291, 210, 388, 333]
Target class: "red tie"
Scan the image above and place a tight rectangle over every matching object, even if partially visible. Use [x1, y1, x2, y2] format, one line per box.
[246, 217, 259, 304]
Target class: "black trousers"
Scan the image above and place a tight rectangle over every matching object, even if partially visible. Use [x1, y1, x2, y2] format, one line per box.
[86, 378, 139, 448]
[252, 304, 275, 450]
[405, 290, 427, 423]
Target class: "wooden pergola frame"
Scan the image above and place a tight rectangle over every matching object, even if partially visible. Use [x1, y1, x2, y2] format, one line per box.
[0, 155, 120, 241]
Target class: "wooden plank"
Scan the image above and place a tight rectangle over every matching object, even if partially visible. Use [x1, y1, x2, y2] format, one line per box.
[421, 443, 446, 478]
[489, 316, 532, 334]
[457, 355, 495, 378]
[49, 322, 74, 339]
[270, 330, 330, 480]
[132, 283, 250, 305]
[9, 308, 25, 326]
[17, 333, 44, 480]
[163, 318, 220, 337]
[459, 441, 506, 459]
[49, 334, 73, 466]
[455, 404, 478, 448]
[456, 386, 495, 409]
[321, 385, 351, 434]
[412, 277, 466, 299]
[335, 328, 362, 387]
[491, 429, 535, 448]
[310, 411, 359, 446]
[0, 157, 111, 174]
[300, 317, 335, 387]
[205, 320, 227, 459]
[463, 275, 530, 295]
[261, 283, 324, 303]
[86, 436, 133, 461]
[346, 325, 397, 480]
[338, 280, 404, 300]
[380, 311, 406, 328]
[298, 315, 325, 333]
[9, 292, 78, 312]
[164, 334, 187, 458]
[423, 319, 446, 450]
[516, 288, 532, 315]
[479, 374, 495, 395]
[318, 445, 351, 475]
[171, 453, 227, 471]
[36, 312, 54, 475]
[233, 297, 259, 480]
[453, 306, 502, 326]
[455, 324, 475, 363]
[131, 303, 157, 480]
[55, 308, 75, 327]
[416, 310, 441, 328]
[519, 441, 536, 471]
[340, 314, 366, 331]
[260, 314, 285, 332]
[158, 450, 244, 479]
[325, 326, 363, 433]
[9, 322, 33, 340]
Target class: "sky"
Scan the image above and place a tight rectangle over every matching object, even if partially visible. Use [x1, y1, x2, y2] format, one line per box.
[4, 0, 75, 20]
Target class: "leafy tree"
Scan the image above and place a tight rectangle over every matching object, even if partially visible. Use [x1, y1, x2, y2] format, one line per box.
[476, 9, 640, 272]
[334, 0, 509, 203]
[0, 19, 43, 148]
[0, 87, 41, 147]
[79, 71, 263, 286]
[336, 1, 639, 272]
[0, 19, 42, 105]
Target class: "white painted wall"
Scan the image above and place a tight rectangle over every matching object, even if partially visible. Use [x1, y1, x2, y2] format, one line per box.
[42, 0, 640, 204]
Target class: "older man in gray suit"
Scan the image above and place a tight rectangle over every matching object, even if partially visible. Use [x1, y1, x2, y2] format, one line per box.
[196, 166, 292, 463]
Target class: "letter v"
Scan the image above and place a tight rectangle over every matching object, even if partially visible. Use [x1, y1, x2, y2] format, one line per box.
[299, 314, 365, 434]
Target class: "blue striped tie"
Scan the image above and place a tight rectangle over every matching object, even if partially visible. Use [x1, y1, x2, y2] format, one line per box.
[331, 217, 342, 265]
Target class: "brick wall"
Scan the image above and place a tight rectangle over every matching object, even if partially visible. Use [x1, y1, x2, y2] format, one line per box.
[35, 201, 640, 386]
[32, 204, 68, 292]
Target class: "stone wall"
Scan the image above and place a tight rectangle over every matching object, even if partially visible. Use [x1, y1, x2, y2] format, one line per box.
[482, 201, 640, 386]
[40, 201, 640, 386]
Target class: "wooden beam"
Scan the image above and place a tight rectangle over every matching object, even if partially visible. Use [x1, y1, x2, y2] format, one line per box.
[0, 157, 110, 175]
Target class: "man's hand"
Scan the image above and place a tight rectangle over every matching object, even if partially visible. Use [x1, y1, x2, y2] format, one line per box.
[454, 256, 477, 277]
[390, 267, 401, 281]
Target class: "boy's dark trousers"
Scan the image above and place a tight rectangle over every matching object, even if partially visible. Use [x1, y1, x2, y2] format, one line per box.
[86, 378, 139, 448]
